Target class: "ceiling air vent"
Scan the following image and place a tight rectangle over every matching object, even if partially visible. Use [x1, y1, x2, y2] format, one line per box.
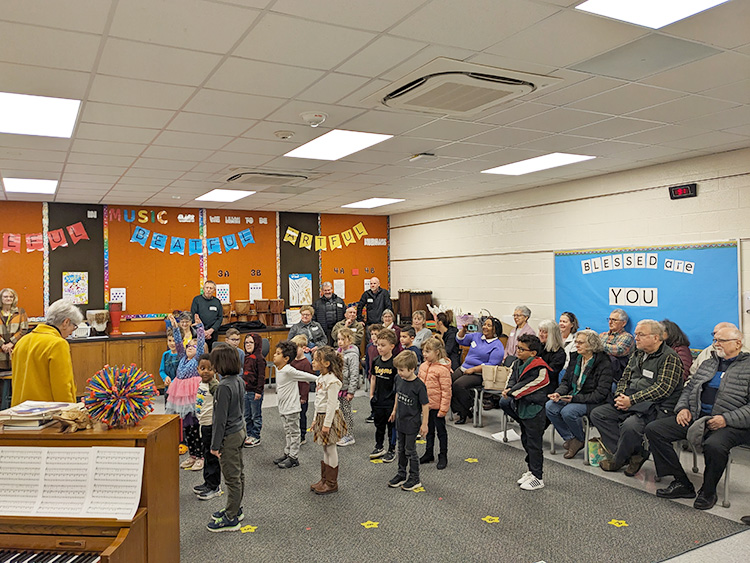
[224, 170, 310, 186]
[363, 57, 561, 117]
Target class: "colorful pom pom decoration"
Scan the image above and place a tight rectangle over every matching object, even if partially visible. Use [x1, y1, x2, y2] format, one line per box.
[84, 364, 157, 428]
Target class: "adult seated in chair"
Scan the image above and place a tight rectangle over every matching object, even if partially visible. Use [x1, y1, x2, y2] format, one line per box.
[689, 322, 749, 378]
[546, 329, 612, 459]
[644, 326, 750, 510]
[600, 308, 635, 380]
[287, 305, 328, 357]
[450, 317, 505, 425]
[590, 319, 683, 476]
[331, 306, 365, 347]
[537, 319, 566, 391]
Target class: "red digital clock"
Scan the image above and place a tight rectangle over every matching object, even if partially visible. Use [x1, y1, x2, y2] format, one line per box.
[668, 183, 697, 200]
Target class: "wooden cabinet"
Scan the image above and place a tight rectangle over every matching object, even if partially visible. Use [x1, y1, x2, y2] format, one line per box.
[142, 338, 166, 388]
[70, 341, 106, 395]
[108, 339, 142, 370]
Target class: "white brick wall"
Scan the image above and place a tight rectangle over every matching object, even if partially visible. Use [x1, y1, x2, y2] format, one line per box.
[390, 147, 750, 332]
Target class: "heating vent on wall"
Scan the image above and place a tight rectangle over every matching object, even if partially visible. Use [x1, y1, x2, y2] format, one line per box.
[363, 57, 561, 117]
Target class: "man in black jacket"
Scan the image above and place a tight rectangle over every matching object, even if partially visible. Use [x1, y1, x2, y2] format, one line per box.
[313, 282, 345, 344]
[190, 280, 223, 351]
[357, 277, 391, 328]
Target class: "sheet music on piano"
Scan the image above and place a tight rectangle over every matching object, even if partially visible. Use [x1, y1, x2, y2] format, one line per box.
[0, 446, 144, 520]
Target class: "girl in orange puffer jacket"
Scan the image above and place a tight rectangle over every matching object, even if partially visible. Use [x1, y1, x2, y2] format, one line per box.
[417, 338, 453, 470]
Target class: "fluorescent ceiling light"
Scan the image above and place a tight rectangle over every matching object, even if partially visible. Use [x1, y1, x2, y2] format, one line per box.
[481, 153, 595, 175]
[284, 129, 393, 161]
[3, 178, 58, 194]
[0, 92, 81, 138]
[575, 0, 731, 29]
[341, 197, 405, 209]
[195, 189, 255, 202]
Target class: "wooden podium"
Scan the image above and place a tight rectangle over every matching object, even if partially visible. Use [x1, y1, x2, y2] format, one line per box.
[0, 414, 180, 562]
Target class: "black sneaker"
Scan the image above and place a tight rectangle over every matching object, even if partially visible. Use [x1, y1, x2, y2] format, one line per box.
[193, 483, 211, 495]
[382, 450, 396, 463]
[365, 414, 374, 423]
[436, 454, 447, 470]
[388, 475, 407, 488]
[212, 507, 244, 521]
[206, 513, 240, 532]
[277, 456, 299, 469]
[369, 448, 385, 459]
[401, 477, 422, 491]
[273, 454, 288, 465]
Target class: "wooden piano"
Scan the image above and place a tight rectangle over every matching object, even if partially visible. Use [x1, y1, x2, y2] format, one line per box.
[0, 414, 180, 563]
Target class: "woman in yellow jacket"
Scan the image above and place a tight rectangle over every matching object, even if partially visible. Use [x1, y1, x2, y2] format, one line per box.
[11, 299, 83, 406]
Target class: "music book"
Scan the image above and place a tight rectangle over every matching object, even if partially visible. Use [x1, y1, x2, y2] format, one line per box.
[0, 446, 145, 520]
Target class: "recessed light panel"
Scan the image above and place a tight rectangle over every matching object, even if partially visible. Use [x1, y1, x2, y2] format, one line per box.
[576, 0, 731, 29]
[481, 153, 595, 175]
[284, 129, 393, 161]
[0, 92, 81, 138]
[341, 197, 405, 209]
[195, 189, 255, 202]
[3, 178, 58, 194]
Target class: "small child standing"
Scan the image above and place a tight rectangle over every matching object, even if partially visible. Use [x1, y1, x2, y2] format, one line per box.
[400, 326, 423, 363]
[335, 328, 359, 447]
[242, 333, 265, 448]
[418, 338, 452, 470]
[363, 323, 383, 424]
[289, 335, 314, 445]
[194, 354, 222, 500]
[224, 328, 245, 368]
[370, 328, 398, 462]
[159, 331, 179, 399]
[165, 313, 205, 471]
[273, 341, 318, 469]
[388, 350, 429, 491]
[206, 345, 246, 532]
[310, 346, 348, 494]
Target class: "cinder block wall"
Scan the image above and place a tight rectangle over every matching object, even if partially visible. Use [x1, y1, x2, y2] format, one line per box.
[390, 147, 750, 334]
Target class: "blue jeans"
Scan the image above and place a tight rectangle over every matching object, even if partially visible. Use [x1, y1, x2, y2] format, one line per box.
[244, 391, 263, 440]
[545, 400, 587, 442]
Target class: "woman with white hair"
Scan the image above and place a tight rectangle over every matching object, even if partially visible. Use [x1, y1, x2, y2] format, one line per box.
[537, 319, 566, 387]
[10, 299, 83, 406]
[504, 305, 535, 360]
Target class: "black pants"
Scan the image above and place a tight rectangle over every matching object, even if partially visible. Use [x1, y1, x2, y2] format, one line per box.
[397, 431, 420, 481]
[645, 416, 750, 495]
[425, 409, 447, 456]
[501, 400, 546, 479]
[299, 401, 309, 436]
[184, 419, 202, 458]
[200, 424, 221, 489]
[590, 402, 652, 466]
[451, 368, 481, 418]
[373, 404, 395, 451]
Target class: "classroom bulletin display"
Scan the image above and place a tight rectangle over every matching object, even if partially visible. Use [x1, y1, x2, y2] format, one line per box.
[0, 202, 389, 331]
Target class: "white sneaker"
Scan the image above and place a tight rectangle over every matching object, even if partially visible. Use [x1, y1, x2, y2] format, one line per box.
[516, 471, 533, 485]
[520, 477, 544, 491]
[337, 436, 355, 447]
[180, 456, 197, 469]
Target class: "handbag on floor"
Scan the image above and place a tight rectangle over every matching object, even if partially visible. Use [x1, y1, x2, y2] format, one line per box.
[482, 364, 511, 390]
[587, 437, 609, 467]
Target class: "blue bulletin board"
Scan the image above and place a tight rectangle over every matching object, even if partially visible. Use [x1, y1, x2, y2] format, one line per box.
[555, 241, 739, 350]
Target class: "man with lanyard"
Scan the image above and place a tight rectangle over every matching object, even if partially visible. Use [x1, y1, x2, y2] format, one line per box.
[645, 326, 750, 510]
[190, 280, 222, 351]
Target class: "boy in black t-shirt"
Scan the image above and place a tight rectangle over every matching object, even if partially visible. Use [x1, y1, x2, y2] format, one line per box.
[388, 350, 429, 491]
[370, 328, 398, 462]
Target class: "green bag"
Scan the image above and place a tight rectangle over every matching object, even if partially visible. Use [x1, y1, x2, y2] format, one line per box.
[588, 437, 609, 467]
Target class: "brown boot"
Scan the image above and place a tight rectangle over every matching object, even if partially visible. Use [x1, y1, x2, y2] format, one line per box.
[311, 461, 327, 491]
[563, 438, 585, 459]
[315, 464, 339, 495]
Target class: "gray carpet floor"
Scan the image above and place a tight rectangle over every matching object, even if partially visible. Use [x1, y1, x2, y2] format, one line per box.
[178, 398, 745, 562]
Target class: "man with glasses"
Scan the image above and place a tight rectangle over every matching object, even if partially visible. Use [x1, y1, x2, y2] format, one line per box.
[645, 326, 750, 510]
[599, 308, 635, 380]
[191, 280, 223, 351]
[689, 322, 748, 377]
[591, 320, 682, 476]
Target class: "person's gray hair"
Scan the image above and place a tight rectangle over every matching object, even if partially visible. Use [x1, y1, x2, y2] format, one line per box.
[46, 299, 84, 327]
[322, 281, 332, 289]
[722, 327, 744, 341]
[538, 319, 564, 352]
[381, 309, 395, 321]
[637, 319, 664, 338]
[577, 329, 604, 353]
[612, 308, 629, 323]
[515, 305, 531, 318]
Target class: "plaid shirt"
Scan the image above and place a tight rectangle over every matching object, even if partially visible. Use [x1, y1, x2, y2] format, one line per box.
[599, 329, 635, 357]
[616, 347, 683, 405]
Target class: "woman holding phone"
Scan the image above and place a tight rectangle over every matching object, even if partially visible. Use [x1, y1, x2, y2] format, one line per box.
[546, 329, 612, 460]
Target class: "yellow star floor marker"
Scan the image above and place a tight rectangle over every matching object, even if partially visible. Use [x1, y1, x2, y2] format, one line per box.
[608, 519, 628, 528]
[361, 520, 379, 529]
[465, 458, 479, 463]
[241, 525, 258, 533]
[412, 486, 426, 493]
[370, 458, 384, 464]
[416, 439, 426, 444]
[352, 410, 358, 413]
[482, 516, 500, 524]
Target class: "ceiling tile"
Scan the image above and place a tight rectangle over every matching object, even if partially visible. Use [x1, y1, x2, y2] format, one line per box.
[0, 0, 111, 34]
[140, 146, 214, 161]
[297, 74, 372, 104]
[0, 22, 101, 72]
[64, 163, 128, 176]
[570, 117, 664, 139]
[97, 39, 223, 85]
[569, 84, 685, 115]
[67, 153, 137, 167]
[510, 108, 609, 133]
[167, 112, 257, 136]
[405, 119, 495, 142]
[337, 36, 428, 78]
[616, 125, 709, 145]
[0, 62, 90, 100]
[703, 79, 750, 105]
[76, 123, 160, 144]
[122, 168, 184, 180]
[390, 0, 558, 51]
[0, 134, 71, 151]
[628, 95, 739, 123]
[153, 130, 233, 150]
[183, 90, 285, 120]
[264, 101, 365, 129]
[88, 75, 195, 110]
[206, 57, 325, 98]
[71, 139, 146, 157]
[379, 45, 476, 82]
[204, 152, 275, 166]
[663, 130, 748, 151]
[79, 102, 175, 128]
[340, 110, 435, 136]
[570, 140, 644, 157]
[640, 51, 750, 94]
[681, 105, 750, 130]
[464, 127, 548, 147]
[269, 0, 425, 32]
[431, 143, 497, 159]
[109, 0, 258, 53]
[663, 0, 750, 49]
[516, 134, 598, 153]
[131, 158, 197, 171]
[478, 102, 556, 126]
[534, 76, 627, 107]
[0, 148, 64, 163]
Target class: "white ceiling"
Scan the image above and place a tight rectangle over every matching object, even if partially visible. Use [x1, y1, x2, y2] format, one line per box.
[0, 0, 749, 214]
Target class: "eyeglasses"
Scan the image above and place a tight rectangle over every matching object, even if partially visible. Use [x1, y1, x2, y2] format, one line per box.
[634, 332, 654, 338]
[186, 344, 197, 349]
[516, 346, 530, 352]
[713, 338, 738, 343]
[607, 317, 623, 323]
[513, 314, 526, 318]
[71, 323, 79, 331]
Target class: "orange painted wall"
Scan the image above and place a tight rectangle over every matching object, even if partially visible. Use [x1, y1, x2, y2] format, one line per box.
[0, 202, 45, 317]
[319, 214, 389, 305]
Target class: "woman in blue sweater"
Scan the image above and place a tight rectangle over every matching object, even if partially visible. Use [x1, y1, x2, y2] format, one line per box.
[451, 317, 505, 424]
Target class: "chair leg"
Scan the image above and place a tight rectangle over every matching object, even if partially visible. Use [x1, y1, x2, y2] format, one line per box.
[502, 413, 509, 443]
[475, 389, 483, 428]
[583, 416, 590, 466]
[722, 451, 733, 508]
[548, 425, 556, 455]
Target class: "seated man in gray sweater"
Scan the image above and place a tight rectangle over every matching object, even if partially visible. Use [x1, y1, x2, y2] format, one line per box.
[645, 326, 750, 510]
